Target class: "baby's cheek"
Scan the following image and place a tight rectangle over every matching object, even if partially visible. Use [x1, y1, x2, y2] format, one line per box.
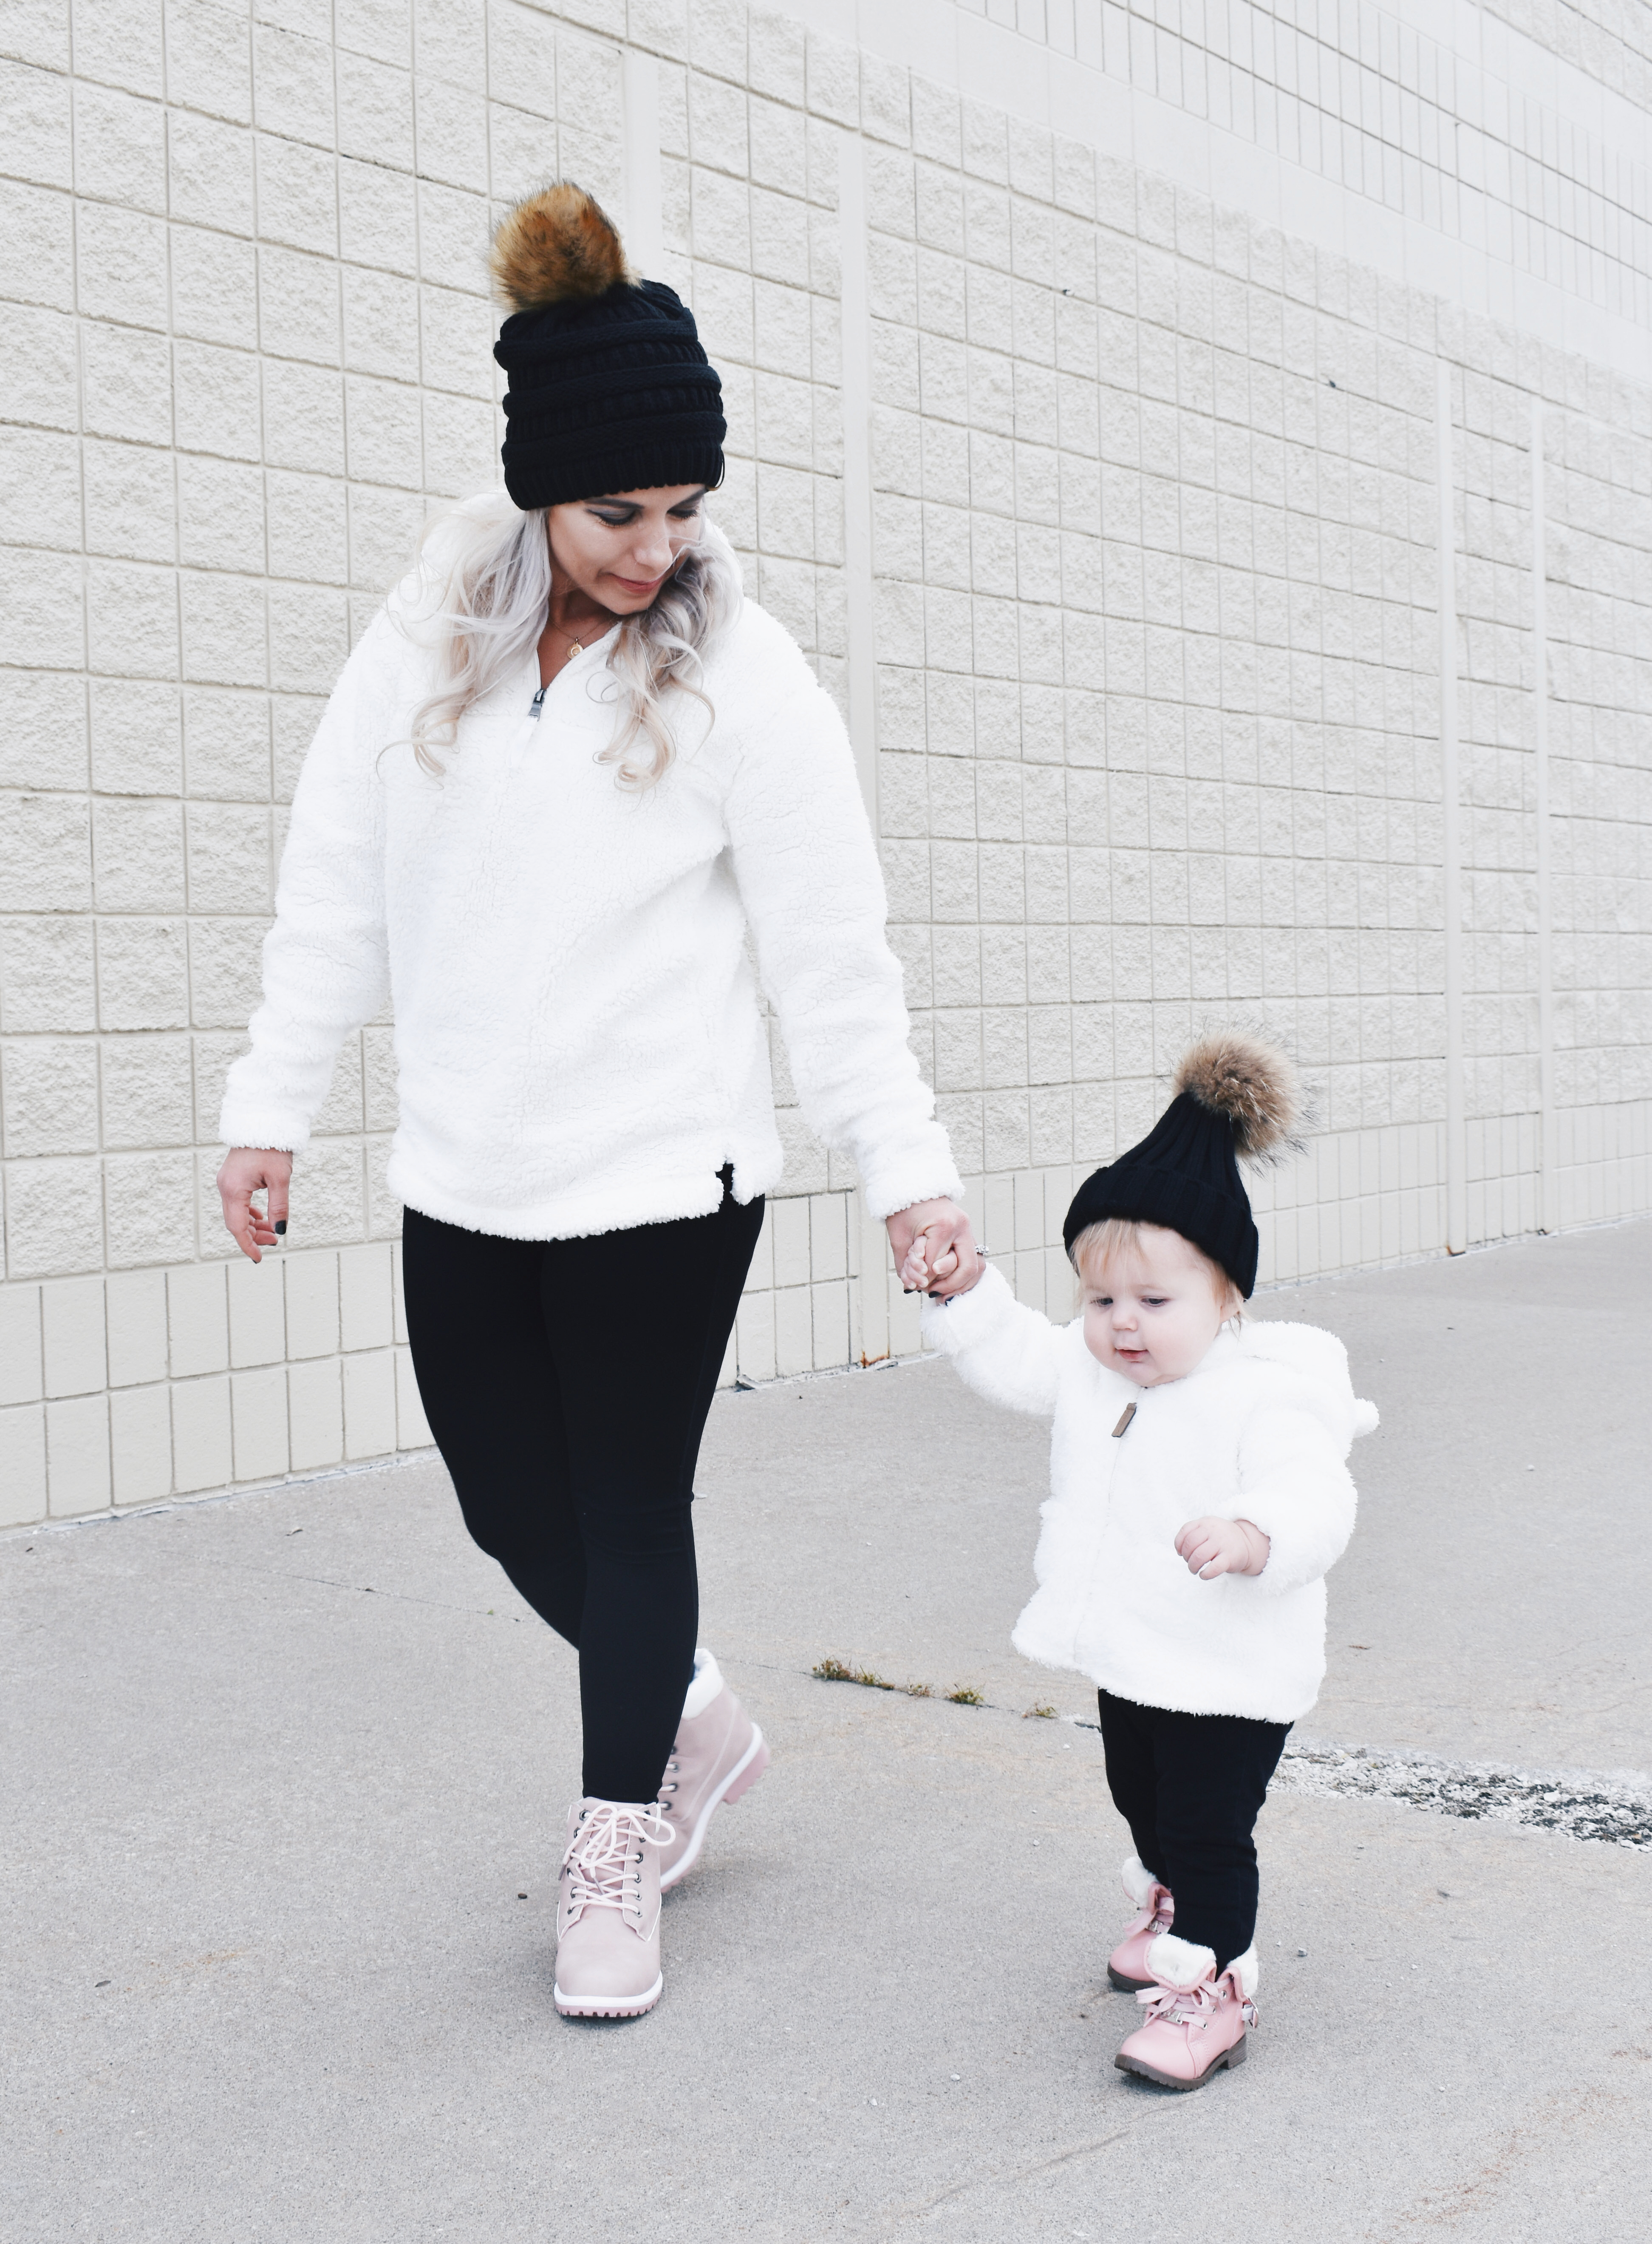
[1081, 1316, 1104, 1363]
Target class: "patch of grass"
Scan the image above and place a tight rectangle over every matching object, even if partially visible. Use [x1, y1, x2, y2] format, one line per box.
[812, 1658, 894, 1691]
[813, 1662, 967, 1703]
[1024, 1702, 1058, 1720]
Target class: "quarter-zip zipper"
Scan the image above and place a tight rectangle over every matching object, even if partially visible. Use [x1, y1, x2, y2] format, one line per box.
[508, 681, 549, 772]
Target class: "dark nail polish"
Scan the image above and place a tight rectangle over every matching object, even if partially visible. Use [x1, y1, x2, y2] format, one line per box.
[273, 1219, 287, 1234]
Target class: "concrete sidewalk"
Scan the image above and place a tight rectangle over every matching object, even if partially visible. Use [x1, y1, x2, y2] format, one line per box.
[5, 1223, 1650, 2242]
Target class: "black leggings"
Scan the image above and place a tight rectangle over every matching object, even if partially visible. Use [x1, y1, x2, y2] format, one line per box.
[402, 1175, 765, 1802]
[1098, 1690, 1290, 1971]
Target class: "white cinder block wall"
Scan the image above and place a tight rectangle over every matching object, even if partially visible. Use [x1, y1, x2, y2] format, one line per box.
[1, 0, 1648, 1526]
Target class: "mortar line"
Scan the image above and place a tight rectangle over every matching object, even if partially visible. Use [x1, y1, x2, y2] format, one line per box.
[1437, 356, 1466, 1257]
[1531, 391, 1556, 1236]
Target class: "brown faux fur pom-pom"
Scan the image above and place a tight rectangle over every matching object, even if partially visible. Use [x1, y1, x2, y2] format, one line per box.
[1174, 1031, 1304, 1163]
[490, 182, 634, 312]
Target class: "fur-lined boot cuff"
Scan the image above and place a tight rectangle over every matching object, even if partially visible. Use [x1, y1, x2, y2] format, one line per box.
[1121, 1855, 1161, 1907]
[1225, 1944, 1259, 1998]
[1144, 1932, 1261, 1995]
[1145, 1931, 1218, 1989]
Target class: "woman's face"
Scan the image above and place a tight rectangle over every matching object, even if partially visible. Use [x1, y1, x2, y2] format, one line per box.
[546, 484, 707, 613]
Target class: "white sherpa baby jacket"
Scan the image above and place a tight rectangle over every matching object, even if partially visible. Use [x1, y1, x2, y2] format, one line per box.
[922, 1267, 1378, 1722]
[219, 523, 960, 1240]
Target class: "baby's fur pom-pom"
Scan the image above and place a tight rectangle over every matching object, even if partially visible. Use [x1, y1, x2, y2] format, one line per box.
[490, 182, 633, 311]
[1175, 1031, 1303, 1163]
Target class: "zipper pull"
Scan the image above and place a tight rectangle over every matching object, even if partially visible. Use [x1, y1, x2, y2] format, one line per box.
[528, 683, 548, 720]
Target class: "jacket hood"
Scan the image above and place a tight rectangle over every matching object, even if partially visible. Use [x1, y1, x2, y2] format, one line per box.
[1236, 1319, 1380, 1441]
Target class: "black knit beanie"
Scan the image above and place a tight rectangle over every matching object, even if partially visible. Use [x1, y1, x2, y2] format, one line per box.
[490, 183, 724, 510]
[1062, 1034, 1303, 1298]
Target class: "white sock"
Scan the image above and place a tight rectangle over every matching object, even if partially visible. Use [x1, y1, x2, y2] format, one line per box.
[681, 1648, 724, 1720]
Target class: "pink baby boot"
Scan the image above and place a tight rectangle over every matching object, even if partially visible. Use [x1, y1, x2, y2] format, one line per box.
[553, 1797, 671, 2018]
[1113, 1931, 1258, 2090]
[1107, 1853, 1176, 1992]
[656, 1649, 770, 1890]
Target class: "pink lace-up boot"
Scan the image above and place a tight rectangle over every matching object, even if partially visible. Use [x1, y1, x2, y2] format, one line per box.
[1107, 1854, 1175, 1992]
[552, 1798, 671, 2018]
[656, 1650, 770, 1891]
[1113, 1931, 1259, 2090]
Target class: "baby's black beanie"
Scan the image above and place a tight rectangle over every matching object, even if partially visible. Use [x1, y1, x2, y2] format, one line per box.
[1063, 1093, 1260, 1297]
[1061, 1035, 1304, 1299]
[490, 183, 724, 511]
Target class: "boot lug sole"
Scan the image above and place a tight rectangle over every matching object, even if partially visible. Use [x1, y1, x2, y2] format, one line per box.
[659, 1726, 769, 1892]
[554, 1975, 664, 2019]
[1114, 2035, 1247, 2090]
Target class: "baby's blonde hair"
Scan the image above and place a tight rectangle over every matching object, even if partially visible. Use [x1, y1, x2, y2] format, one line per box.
[1069, 1218, 1242, 1320]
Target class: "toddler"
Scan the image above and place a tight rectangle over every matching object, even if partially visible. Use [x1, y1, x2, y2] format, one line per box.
[914, 1034, 1377, 2090]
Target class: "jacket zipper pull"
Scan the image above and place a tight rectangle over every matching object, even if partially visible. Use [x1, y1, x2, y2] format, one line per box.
[508, 683, 547, 772]
[1112, 1400, 1137, 1439]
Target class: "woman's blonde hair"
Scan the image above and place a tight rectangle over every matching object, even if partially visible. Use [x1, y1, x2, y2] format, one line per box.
[400, 489, 741, 784]
[1069, 1217, 1242, 1318]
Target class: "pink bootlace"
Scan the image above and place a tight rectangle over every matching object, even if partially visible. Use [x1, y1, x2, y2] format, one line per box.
[1136, 1974, 1259, 2037]
[560, 1802, 670, 1925]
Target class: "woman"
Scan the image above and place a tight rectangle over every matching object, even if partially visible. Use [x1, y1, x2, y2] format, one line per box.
[216, 185, 980, 2018]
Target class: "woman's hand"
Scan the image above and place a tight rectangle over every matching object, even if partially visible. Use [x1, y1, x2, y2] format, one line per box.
[217, 1148, 293, 1264]
[885, 1198, 982, 1299]
[1175, 1516, 1271, 1581]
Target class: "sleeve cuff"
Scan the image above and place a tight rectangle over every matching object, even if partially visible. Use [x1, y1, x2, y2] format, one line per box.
[1250, 1547, 1301, 1598]
[1243, 1499, 1348, 1597]
[217, 1101, 311, 1155]
[919, 1261, 1015, 1349]
[858, 1145, 965, 1224]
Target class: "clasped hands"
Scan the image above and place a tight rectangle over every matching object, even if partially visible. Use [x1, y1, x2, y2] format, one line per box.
[885, 1198, 982, 1301]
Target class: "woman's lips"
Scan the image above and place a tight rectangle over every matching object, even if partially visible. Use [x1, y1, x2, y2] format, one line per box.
[611, 574, 665, 595]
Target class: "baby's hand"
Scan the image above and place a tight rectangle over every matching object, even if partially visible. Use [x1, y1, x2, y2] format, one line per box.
[1175, 1516, 1270, 1581]
[899, 1236, 959, 1290]
[888, 1200, 982, 1298]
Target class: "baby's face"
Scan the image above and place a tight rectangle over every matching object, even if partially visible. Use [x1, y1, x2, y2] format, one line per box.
[1081, 1227, 1239, 1387]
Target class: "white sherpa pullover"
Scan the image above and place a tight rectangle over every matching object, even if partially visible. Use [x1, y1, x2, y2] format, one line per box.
[922, 1267, 1378, 1722]
[219, 530, 960, 1239]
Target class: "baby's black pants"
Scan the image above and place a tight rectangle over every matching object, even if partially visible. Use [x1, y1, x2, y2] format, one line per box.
[1097, 1689, 1290, 1971]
